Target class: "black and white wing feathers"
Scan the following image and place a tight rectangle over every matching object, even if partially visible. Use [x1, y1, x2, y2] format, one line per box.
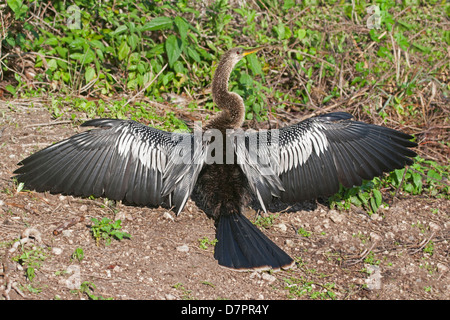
[235, 112, 417, 209]
[14, 119, 204, 213]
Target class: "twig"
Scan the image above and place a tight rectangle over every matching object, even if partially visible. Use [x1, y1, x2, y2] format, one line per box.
[53, 216, 85, 235]
[124, 63, 168, 107]
[24, 120, 73, 128]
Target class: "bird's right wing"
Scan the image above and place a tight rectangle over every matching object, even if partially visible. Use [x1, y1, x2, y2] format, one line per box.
[14, 119, 205, 213]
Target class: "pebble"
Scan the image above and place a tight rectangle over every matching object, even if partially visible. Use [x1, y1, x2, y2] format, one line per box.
[163, 211, 174, 221]
[275, 223, 287, 232]
[261, 273, 276, 283]
[365, 265, 382, 290]
[52, 247, 63, 255]
[62, 230, 73, 237]
[165, 293, 177, 300]
[285, 239, 295, 247]
[328, 210, 344, 223]
[437, 263, 448, 274]
[176, 244, 189, 252]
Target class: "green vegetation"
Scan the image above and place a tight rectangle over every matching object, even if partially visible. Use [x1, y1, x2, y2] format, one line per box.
[10, 245, 48, 293]
[284, 276, 337, 300]
[78, 281, 113, 300]
[254, 213, 279, 228]
[12, 246, 47, 282]
[71, 247, 85, 262]
[329, 156, 449, 215]
[172, 282, 194, 300]
[198, 236, 217, 250]
[90, 217, 131, 246]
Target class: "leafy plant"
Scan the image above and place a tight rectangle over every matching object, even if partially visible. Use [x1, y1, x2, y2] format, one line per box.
[79, 281, 113, 300]
[198, 236, 217, 250]
[254, 213, 279, 229]
[90, 217, 131, 246]
[284, 276, 336, 300]
[71, 247, 85, 262]
[329, 156, 449, 215]
[12, 246, 48, 282]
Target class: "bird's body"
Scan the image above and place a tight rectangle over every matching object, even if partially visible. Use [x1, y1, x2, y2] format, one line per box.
[14, 47, 417, 271]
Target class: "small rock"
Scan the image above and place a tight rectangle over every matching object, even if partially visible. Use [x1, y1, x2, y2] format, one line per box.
[370, 232, 381, 242]
[261, 273, 276, 283]
[328, 210, 344, 223]
[285, 239, 295, 247]
[165, 293, 177, 300]
[370, 213, 382, 221]
[429, 222, 440, 232]
[62, 230, 73, 237]
[176, 244, 189, 252]
[275, 223, 287, 232]
[52, 247, 63, 255]
[163, 211, 174, 222]
[437, 263, 448, 274]
[365, 265, 382, 290]
[79, 205, 88, 212]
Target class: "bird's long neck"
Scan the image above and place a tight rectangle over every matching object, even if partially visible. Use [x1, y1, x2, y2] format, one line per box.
[209, 56, 245, 130]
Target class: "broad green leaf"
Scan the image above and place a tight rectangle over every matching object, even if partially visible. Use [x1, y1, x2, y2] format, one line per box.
[5, 85, 16, 94]
[372, 189, 382, 208]
[118, 41, 130, 61]
[246, 53, 262, 75]
[83, 49, 96, 64]
[7, 0, 28, 18]
[44, 37, 58, 46]
[187, 47, 201, 63]
[69, 38, 86, 49]
[7, 0, 22, 12]
[296, 29, 307, 41]
[47, 59, 58, 71]
[165, 35, 182, 68]
[412, 172, 422, 192]
[127, 34, 139, 51]
[96, 48, 104, 61]
[55, 46, 68, 58]
[113, 25, 128, 35]
[174, 16, 188, 41]
[141, 17, 173, 31]
[89, 40, 105, 50]
[283, 0, 295, 10]
[85, 67, 96, 83]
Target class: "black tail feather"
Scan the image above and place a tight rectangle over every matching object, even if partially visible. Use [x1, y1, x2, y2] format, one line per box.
[214, 212, 295, 271]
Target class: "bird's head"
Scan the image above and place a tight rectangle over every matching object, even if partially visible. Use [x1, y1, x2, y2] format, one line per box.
[221, 47, 263, 68]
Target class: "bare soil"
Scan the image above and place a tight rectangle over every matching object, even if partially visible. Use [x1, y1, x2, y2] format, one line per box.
[1, 104, 449, 300]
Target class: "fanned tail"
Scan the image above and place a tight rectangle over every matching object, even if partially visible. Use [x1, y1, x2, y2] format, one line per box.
[214, 211, 295, 271]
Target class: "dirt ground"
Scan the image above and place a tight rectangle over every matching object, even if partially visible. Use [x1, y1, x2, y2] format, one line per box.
[1, 103, 449, 301]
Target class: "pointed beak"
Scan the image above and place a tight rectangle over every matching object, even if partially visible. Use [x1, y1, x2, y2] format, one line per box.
[242, 47, 263, 56]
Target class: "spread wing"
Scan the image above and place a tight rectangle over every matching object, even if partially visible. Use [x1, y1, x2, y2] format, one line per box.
[14, 119, 206, 213]
[234, 112, 417, 209]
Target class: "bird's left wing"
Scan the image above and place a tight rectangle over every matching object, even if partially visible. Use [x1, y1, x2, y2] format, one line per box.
[235, 112, 417, 210]
[14, 119, 205, 213]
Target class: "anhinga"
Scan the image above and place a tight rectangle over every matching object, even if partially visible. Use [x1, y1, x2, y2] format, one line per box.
[14, 47, 417, 271]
